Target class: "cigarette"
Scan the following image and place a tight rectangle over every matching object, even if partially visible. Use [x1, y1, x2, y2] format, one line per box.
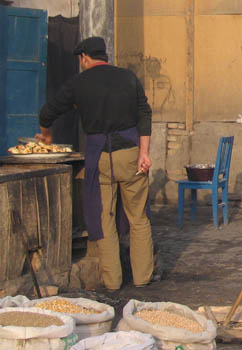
[136, 170, 142, 175]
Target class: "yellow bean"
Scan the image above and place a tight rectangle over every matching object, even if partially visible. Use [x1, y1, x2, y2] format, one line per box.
[135, 309, 203, 333]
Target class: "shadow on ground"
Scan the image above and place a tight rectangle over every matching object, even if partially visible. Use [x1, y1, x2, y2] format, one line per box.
[65, 205, 242, 349]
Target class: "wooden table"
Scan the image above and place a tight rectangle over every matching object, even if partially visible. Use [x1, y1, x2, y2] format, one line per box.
[0, 152, 84, 164]
[0, 163, 73, 297]
[0, 153, 86, 238]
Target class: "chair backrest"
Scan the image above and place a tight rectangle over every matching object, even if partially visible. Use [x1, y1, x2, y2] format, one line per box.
[212, 136, 234, 183]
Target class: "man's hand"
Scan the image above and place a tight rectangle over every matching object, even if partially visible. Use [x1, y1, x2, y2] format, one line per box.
[137, 153, 152, 174]
[137, 135, 152, 174]
[35, 127, 52, 144]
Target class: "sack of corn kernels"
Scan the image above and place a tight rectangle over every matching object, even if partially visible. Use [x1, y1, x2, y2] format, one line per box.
[24, 296, 115, 341]
[116, 299, 217, 350]
[71, 330, 158, 350]
[0, 295, 30, 308]
[0, 306, 75, 350]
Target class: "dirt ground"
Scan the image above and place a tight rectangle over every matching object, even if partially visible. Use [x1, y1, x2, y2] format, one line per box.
[66, 205, 242, 349]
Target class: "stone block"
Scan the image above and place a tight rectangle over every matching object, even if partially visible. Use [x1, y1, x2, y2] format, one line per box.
[79, 257, 104, 291]
[68, 256, 104, 292]
[0, 285, 19, 298]
[69, 263, 82, 291]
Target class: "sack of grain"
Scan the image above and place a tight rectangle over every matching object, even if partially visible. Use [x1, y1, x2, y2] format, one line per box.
[71, 331, 158, 350]
[0, 306, 75, 350]
[24, 296, 115, 341]
[0, 295, 30, 308]
[116, 299, 216, 350]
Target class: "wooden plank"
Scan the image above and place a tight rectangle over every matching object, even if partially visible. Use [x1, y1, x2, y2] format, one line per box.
[6, 181, 25, 279]
[0, 165, 73, 290]
[0, 184, 9, 281]
[35, 176, 49, 253]
[71, 161, 85, 232]
[11, 209, 42, 299]
[72, 178, 85, 231]
[59, 172, 72, 270]
[0, 164, 73, 183]
[21, 177, 39, 250]
[46, 174, 61, 269]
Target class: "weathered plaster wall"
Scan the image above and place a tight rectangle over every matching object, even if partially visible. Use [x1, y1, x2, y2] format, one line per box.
[115, 0, 242, 206]
[10, 0, 79, 17]
[115, 0, 187, 123]
[195, 10, 242, 122]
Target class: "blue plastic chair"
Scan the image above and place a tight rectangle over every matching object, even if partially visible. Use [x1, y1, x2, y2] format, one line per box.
[177, 136, 234, 229]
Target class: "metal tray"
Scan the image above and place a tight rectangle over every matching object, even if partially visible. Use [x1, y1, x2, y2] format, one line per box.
[10, 152, 72, 159]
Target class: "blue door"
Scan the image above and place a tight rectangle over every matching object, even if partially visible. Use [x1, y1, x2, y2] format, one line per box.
[0, 6, 47, 155]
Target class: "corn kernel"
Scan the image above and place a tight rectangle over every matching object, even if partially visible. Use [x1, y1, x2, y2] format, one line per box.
[35, 299, 100, 314]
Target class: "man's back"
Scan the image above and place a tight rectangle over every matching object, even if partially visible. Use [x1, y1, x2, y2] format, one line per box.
[72, 64, 150, 135]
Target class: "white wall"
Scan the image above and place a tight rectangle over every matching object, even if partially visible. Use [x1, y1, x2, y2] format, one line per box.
[11, 0, 79, 17]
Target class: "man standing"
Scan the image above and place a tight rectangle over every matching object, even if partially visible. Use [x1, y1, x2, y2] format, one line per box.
[36, 36, 154, 291]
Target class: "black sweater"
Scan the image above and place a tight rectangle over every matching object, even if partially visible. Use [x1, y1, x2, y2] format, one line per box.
[39, 64, 152, 149]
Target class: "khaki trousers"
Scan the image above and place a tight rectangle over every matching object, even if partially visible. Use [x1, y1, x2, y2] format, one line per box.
[97, 146, 154, 289]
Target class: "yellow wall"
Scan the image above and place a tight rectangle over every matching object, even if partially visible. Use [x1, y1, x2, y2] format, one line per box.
[195, 13, 242, 121]
[115, 0, 188, 123]
[115, 0, 242, 125]
[196, 0, 242, 14]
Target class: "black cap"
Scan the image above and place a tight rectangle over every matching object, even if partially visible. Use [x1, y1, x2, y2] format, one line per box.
[73, 36, 106, 56]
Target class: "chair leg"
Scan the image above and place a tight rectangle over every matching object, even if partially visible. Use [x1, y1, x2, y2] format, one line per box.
[212, 189, 219, 228]
[178, 185, 185, 228]
[191, 189, 197, 222]
[222, 185, 228, 225]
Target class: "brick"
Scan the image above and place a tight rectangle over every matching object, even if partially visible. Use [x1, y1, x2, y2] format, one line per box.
[167, 135, 177, 142]
[168, 123, 179, 129]
[168, 129, 188, 136]
[167, 142, 181, 149]
[167, 149, 177, 156]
